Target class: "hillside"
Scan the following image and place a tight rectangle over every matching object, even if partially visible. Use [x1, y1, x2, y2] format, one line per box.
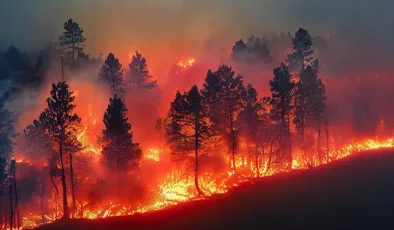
[36, 150, 394, 230]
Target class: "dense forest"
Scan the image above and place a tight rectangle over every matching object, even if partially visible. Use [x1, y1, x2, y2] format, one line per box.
[0, 18, 393, 229]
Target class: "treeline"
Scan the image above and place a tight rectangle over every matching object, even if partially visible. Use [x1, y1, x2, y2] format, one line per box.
[230, 31, 330, 65]
[158, 28, 327, 195]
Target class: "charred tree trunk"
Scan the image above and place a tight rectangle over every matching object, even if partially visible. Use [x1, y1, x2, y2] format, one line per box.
[266, 139, 274, 175]
[194, 113, 203, 196]
[9, 178, 13, 230]
[229, 114, 236, 172]
[325, 121, 329, 162]
[70, 153, 76, 218]
[255, 143, 259, 178]
[317, 118, 321, 163]
[59, 133, 69, 219]
[287, 115, 292, 169]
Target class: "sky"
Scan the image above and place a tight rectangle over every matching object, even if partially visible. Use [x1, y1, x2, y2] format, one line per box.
[1, 0, 393, 52]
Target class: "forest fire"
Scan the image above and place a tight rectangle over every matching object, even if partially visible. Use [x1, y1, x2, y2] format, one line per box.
[0, 11, 393, 230]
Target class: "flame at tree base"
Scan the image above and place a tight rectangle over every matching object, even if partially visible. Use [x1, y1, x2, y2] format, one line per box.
[18, 138, 394, 229]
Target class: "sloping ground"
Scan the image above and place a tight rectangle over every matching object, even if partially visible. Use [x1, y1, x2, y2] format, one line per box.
[36, 150, 394, 230]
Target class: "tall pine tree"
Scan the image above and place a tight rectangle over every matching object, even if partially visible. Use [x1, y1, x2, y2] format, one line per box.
[59, 19, 86, 65]
[102, 94, 141, 174]
[239, 84, 265, 176]
[128, 51, 157, 89]
[269, 63, 295, 168]
[39, 81, 81, 219]
[164, 85, 210, 195]
[202, 65, 246, 172]
[99, 53, 124, 95]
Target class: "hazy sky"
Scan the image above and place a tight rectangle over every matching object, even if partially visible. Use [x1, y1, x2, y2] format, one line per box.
[1, 0, 393, 72]
[1, 0, 393, 48]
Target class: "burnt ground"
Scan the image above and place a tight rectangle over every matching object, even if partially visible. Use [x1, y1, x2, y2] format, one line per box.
[36, 150, 394, 230]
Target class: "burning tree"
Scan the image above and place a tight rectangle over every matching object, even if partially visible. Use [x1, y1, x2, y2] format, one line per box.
[59, 19, 86, 65]
[238, 84, 266, 176]
[287, 28, 327, 164]
[298, 61, 327, 163]
[39, 81, 81, 219]
[164, 85, 211, 195]
[269, 63, 295, 168]
[201, 65, 246, 172]
[128, 51, 157, 89]
[102, 94, 142, 186]
[99, 53, 125, 95]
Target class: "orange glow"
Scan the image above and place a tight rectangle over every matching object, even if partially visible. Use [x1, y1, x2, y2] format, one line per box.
[176, 58, 195, 69]
[18, 134, 394, 229]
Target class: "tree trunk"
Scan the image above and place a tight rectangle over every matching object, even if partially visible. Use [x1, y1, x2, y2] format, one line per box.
[9, 178, 13, 230]
[72, 40, 75, 64]
[287, 115, 292, 169]
[229, 115, 236, 172]
[14, 177, 19, 229]
[40, 195, 45, 224]
[255, 143, 259, 178]
[59, 139, 69, 219]
[194, 114, 203, 196]
[317, 118, 321, 163]
[325, 121, 329, 163]
[70, 153, 76, 218]
[266, 140, 274, 175]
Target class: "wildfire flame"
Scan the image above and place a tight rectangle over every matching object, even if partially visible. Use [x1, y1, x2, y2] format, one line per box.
[19, 134, 394, 228]
[176, 58, 195, 69]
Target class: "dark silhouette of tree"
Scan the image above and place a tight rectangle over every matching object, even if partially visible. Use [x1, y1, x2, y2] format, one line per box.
[164, 85, 210, 195]
[24, 119, 54, 221]
[231, 39, 248, 61]
[102, 94, 141, 175]
[63, 124, 82, 217]
[231, 37, 271, 64]
[298, 61, 326, 162]
[24, 119, 54, 161]
[128, 51, 157, 89]
[287, 28, 314, 75]
[269, 63, 295, 168]
[38, 81, 81, 219]
[202, 65, 246, 172]
[238, 84, 266, 176]
[0, 46, 41, 87]
[99, 53, 124, 95]
[59, 19, 86, 64]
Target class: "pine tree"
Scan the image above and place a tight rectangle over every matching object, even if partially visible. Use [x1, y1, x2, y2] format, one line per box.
[99, 53, 124, 95]
[287, 28, 315, 159]
[164, 85, 210, 195]
[269, 63, 295, 168]
[38, 81, 81, 219]
[238, 84, 265, 176]
[202, 65, 246, 172]
[59, 19, 86, 64]
[299, 60, 327, 162]
[231, 39, 248, 61]
[102, 94, 141, 174]
[128, 51, 157, 89]
[0, 102, 16, 184]
[287, 28, 314, 75]
[24, 119, 53, 161]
